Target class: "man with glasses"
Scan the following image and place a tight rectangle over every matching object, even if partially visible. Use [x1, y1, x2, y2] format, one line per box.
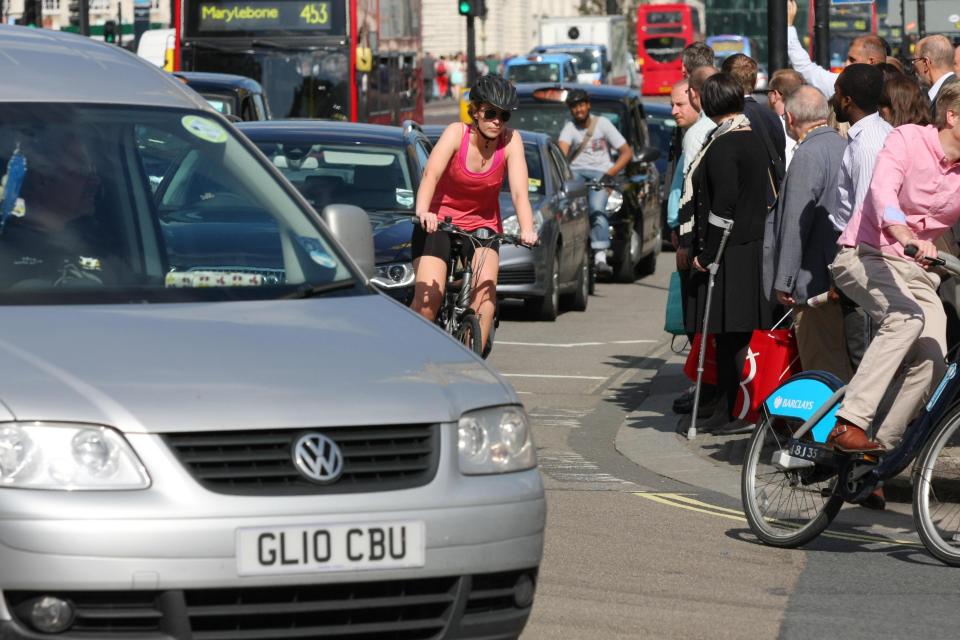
[911, 35, 958, 118]
[557, 88, 632, 275]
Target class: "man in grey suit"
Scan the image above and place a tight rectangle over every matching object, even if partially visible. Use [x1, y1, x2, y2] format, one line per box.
[763, 86, 853, 382]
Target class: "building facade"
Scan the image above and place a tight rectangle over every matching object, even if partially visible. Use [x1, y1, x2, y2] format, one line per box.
[422, 0, 583, 58]
[4, 0, 170, 36]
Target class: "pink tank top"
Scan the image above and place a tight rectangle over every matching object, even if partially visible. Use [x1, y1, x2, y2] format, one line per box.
[429, 124, 506, 233]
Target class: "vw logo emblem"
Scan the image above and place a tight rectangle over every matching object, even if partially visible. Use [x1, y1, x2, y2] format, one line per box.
[292, 433, 344, 484]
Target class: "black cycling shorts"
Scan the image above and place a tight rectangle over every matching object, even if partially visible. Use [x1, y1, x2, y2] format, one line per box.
[411, 226, 500, 263]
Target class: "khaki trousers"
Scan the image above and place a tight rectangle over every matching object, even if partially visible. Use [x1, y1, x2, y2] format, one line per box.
[829, 245, 946, 446]
[794, 304, 854, 383]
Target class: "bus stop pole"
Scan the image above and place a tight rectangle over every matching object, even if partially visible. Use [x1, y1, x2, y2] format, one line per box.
[814, 0, 831, 68]
[768, 0, 788, 72]
[466, 15, 478, 90]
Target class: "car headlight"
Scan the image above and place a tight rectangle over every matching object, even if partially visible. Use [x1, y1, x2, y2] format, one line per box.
[0, 423, 149, 490]
[605, 190, 624, 213]
[502, 211, 543, 236]
[458, 406, 536, 475]
[371, 262, 415, 289]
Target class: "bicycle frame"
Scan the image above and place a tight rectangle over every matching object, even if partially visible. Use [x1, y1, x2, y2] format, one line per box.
[439, 236, 474, 336]
[767, 359, 960, 499]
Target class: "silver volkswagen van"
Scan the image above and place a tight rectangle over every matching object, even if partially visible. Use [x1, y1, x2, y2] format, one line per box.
[0, 27, 544, 639]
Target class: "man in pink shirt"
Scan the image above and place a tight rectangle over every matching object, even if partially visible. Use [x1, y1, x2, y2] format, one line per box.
[828, 83, 960, 462]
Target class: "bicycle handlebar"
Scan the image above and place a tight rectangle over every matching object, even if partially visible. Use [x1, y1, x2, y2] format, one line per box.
[583, 176, 622, 193]
[412, 216, 533, 248]
[903, 244, 960, 279]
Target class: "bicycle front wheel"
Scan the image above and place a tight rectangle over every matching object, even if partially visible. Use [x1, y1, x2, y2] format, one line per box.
[913, 407, 960, 566]
[741, 415, 843, 547]
[454, 310, 483, 355]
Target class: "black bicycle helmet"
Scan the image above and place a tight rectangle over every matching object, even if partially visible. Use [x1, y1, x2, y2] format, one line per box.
[470, 75, 519, 111]
[565, 88, 589, 106]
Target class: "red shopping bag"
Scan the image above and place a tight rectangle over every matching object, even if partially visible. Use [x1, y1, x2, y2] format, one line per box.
[684, 333, 717, 385]
[732, 329, 802, 423]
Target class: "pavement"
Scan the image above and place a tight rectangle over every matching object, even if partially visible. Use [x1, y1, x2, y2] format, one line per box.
[614, 338, 913, 505]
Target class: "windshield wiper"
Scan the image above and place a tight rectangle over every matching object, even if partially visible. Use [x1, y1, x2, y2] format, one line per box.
[283, 278, 358, 299]
[252, 39, 318, 51]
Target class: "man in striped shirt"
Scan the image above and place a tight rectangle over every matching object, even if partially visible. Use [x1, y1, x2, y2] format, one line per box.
[831, 64, 892, 234]
[831, 64, 892, 375]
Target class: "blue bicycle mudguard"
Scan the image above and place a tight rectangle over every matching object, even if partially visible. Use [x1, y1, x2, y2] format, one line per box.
[763, 371, 845, 443]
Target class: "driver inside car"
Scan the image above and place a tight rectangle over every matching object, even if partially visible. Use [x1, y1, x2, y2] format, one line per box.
[0, 131, 118, 289]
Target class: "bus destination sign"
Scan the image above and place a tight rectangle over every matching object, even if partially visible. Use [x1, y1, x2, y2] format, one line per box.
[198, 0, 336, 32]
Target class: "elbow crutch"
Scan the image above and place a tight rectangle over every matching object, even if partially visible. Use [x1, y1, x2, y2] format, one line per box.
[688, 212, 735, 440]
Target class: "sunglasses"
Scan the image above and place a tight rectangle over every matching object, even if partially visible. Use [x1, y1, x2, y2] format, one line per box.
[479, 107, 510, 122]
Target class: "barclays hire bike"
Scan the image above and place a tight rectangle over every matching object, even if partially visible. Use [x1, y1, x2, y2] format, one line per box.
[416, 217, 528, 358]
[741, 246, 960, 566]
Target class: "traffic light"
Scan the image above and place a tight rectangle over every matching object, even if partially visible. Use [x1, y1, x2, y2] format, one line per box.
[103, 20, 119, 44]
[457, 0, 486, 18]
[68, 0, 89, 34]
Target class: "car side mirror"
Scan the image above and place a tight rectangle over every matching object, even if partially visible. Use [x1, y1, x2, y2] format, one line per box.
[321, 204, 376, 279]
[604, 61, 612, 73]
[562, 176, 586, 195]
[633, 146, 660, 164]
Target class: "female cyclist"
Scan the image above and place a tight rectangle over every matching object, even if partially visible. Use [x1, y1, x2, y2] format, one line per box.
[411, 75, 538, 348]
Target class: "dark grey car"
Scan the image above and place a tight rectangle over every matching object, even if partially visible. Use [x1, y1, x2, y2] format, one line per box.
[422, 126, 592, 321]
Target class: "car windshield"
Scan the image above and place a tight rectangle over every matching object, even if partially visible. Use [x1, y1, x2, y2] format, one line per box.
[644, 109, 675, 176]
[501, 143, 545, 195]
[507, 63, 564, 83]
[546, 50, 600, 73]
[198, 91, 237, 116]
[254, 141, 415, 213]
[0, 104, 355, 304]
[512, 101, 624, 141]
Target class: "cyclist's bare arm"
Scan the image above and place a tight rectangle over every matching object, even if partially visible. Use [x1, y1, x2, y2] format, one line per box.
[557, 139, 571, 156]
[415, 122, 461, 233]
[504, 130, 539, 246]
[608, 142, 632, 177]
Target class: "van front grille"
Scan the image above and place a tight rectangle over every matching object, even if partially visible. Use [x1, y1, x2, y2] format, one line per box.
[164, 425, 439, 495]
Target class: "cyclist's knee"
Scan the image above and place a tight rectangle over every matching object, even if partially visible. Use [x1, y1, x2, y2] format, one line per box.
[411, 283, 443, 319]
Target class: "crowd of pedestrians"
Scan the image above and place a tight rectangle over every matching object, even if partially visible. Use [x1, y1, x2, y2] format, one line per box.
[668, 3, 960, 504]
[421, 52, 515, 103]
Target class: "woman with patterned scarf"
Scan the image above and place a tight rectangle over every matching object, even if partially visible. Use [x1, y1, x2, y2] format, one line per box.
[678, 72, 776, 433]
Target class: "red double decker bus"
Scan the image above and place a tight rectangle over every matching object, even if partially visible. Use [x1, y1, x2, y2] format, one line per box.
[174, 0, 422, 124]
[636, 2, 704, 96]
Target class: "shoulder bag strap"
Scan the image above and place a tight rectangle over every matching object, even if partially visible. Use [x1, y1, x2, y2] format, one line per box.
[568, 116, 598, 164]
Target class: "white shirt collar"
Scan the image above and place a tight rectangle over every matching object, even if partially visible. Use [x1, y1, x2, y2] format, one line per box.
[847, 111, 883, 140]
[929, 71, 956, 101]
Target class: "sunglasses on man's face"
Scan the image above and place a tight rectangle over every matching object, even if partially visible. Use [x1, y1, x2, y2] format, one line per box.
[480, 107, 510, 122]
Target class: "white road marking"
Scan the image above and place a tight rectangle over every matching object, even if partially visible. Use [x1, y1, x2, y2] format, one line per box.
[539, 452, 634, 486]
[498, 340, 657, 348]
[529, 408, 594, 429]
[503, 373, 606, 380]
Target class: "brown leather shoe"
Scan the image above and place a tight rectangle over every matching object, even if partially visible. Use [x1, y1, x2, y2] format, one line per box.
[827, 423, 887, 453]
[860, 487, 886, 510]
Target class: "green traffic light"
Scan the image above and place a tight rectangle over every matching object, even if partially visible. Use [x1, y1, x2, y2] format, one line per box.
[458, 0, 471, 15]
